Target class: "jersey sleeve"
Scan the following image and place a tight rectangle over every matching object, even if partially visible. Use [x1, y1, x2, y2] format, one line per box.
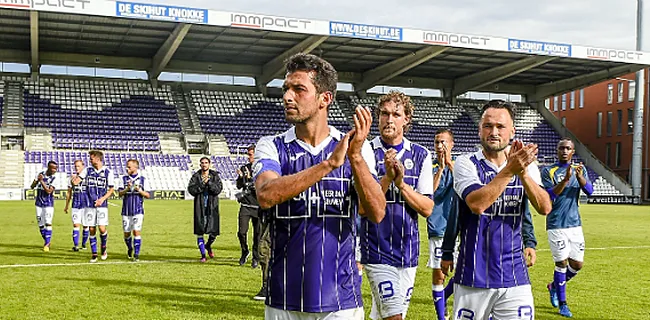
[117, 176, 125, 191]
[107, 170, 115, 188]
[253, 136, 281, 179]
[527, 162, 543, 186]
[453, 154, 482, 200]
[361, 140, 378, 177]
[416, 149, 434, 195]
[540, 165, 557, 200]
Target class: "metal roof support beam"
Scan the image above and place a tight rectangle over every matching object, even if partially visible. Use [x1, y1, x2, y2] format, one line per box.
[30, 11, 39, 77]
[531, 64, 645, 102]
[451, 56, 556, 97]
[0, 49, 261, 77]
[354, 46, 449, 94]
[255, 35, 328, 93]
[148, 23, 192, 80]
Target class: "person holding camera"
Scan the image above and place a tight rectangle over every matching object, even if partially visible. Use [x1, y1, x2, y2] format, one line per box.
[236, 145, 261, 268]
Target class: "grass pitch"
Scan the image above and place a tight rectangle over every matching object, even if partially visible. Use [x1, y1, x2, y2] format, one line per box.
[0, 200, 649, 319]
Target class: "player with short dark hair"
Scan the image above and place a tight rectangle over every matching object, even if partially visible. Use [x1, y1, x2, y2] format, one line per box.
[64, 160, 90, 251]
[118, 159, 150, 262]
[542, 138, 593, 318]
[75, 150, 115, 263]
[235, 144, 261, 267]
[187, 156, 222, 262]
[362, 90, 434, 320]
[451, 100, 551, 319]
[254, 53, 386, 319]
[31, 160, 58, 252]
[427, 128, 456, 320]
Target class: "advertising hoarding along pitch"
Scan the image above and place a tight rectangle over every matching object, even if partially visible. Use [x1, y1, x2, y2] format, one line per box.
[116, 1, 207, 23]
[508, 39, 571, 57]
[329, 21, 402, 41]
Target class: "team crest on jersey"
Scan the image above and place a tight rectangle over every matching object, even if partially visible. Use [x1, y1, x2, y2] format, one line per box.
[253, 162, 263, 176]
[404, 159, 414, 170]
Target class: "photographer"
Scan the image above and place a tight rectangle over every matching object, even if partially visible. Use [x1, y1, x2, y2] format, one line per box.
[235, 145, 261, 268]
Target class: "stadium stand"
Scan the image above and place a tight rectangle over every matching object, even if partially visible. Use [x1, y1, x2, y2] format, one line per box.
[8, 77, 621, 197]
[23, 151, 192, 191]
[22, 79, 182, 152]
[192, 90, 351, 153]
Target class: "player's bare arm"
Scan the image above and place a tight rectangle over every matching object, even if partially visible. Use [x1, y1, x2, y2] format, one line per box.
[394, 158, 433, 218]
[348, 106, 386, 224]
[552, 163, 573, 195]
[380, 148, 397, 194]
[517, 144, 552, 215]
[64, 186, 73, 214]
[255, 130, 353, 210]
[465, 144, 533, 214]
[95, 187, 114, 207]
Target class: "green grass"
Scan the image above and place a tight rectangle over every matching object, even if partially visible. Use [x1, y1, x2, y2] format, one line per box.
[1, 200, 649, 319]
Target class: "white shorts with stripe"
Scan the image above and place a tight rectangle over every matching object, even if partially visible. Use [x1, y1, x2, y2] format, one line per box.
[71, 208, 84, 225]
[264, 306, 364, 320]
[365, 264, 417, 320]
[35, 206, 54, 226]
[122, 214, 144, 233]
[547, 226, 585, 262]
[83, 207, 109, 227]
[453, 284, 534, 320]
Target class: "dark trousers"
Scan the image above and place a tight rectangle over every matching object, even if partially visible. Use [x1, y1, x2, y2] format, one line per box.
[258, 216, 271, 287]
[238, 206, 260, 261]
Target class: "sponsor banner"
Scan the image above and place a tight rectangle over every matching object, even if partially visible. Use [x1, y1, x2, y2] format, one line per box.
[0, 188, 22, 201]
[586, 195, 640, 205]
[210, 11, 326, 34]
[402, 29, 508, 51]
[329, 21, 402, 41]
[572, 45, 649, 64]
[0, 0, 112, 15]
[116, 1, 207, 23]
[23, 189, 185, 200]
[508, 39, 571, 57]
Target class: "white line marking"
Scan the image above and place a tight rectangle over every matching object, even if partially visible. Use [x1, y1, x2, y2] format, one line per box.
[537, 245, 650, 252]
[0, 259, 196, 269]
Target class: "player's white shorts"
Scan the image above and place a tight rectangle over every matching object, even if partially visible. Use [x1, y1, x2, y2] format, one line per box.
[122, 214, 144, 233]
[264, 306, 364, 320]
[547, 226, 585, 262]
[35, 206, 54, 226]
[71, 208, 84, 225]
[83, 207, 109, 227]
[453, 284, 534, 320]
[365, 264, 417, 320]
[427, 237, 460, 269]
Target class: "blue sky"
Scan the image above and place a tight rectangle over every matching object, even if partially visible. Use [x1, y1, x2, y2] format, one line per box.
[147, 0, 646, 50]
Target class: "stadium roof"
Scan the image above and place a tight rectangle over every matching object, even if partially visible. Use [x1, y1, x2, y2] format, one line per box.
[0, 0, 648, 102]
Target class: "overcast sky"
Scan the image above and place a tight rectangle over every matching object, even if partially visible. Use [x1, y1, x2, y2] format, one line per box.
[144, 0, 648, 50]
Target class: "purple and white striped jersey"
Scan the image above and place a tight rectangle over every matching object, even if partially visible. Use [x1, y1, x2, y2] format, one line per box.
[79, 166, 115, 208]
[453, 150, 542, 289]
[68, 176, 89, 209]
[360, 137, 433, 267]
[253, 126, 376, 313]
[118, 174, 146, 216]
[35, 171, 56, 208]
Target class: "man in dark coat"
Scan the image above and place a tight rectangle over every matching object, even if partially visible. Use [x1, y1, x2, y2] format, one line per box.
[187, 156, 222, 262]
[236, 144, 261, 268]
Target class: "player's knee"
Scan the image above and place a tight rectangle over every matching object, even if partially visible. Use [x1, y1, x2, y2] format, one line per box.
[432, 270, 445, 285]
[555, 260, 568, 268]
[384, 314, 403, 320]
[569, 260, 583, 270]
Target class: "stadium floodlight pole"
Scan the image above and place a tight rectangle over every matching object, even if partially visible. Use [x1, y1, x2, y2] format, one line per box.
[632, 0, 645, 199]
